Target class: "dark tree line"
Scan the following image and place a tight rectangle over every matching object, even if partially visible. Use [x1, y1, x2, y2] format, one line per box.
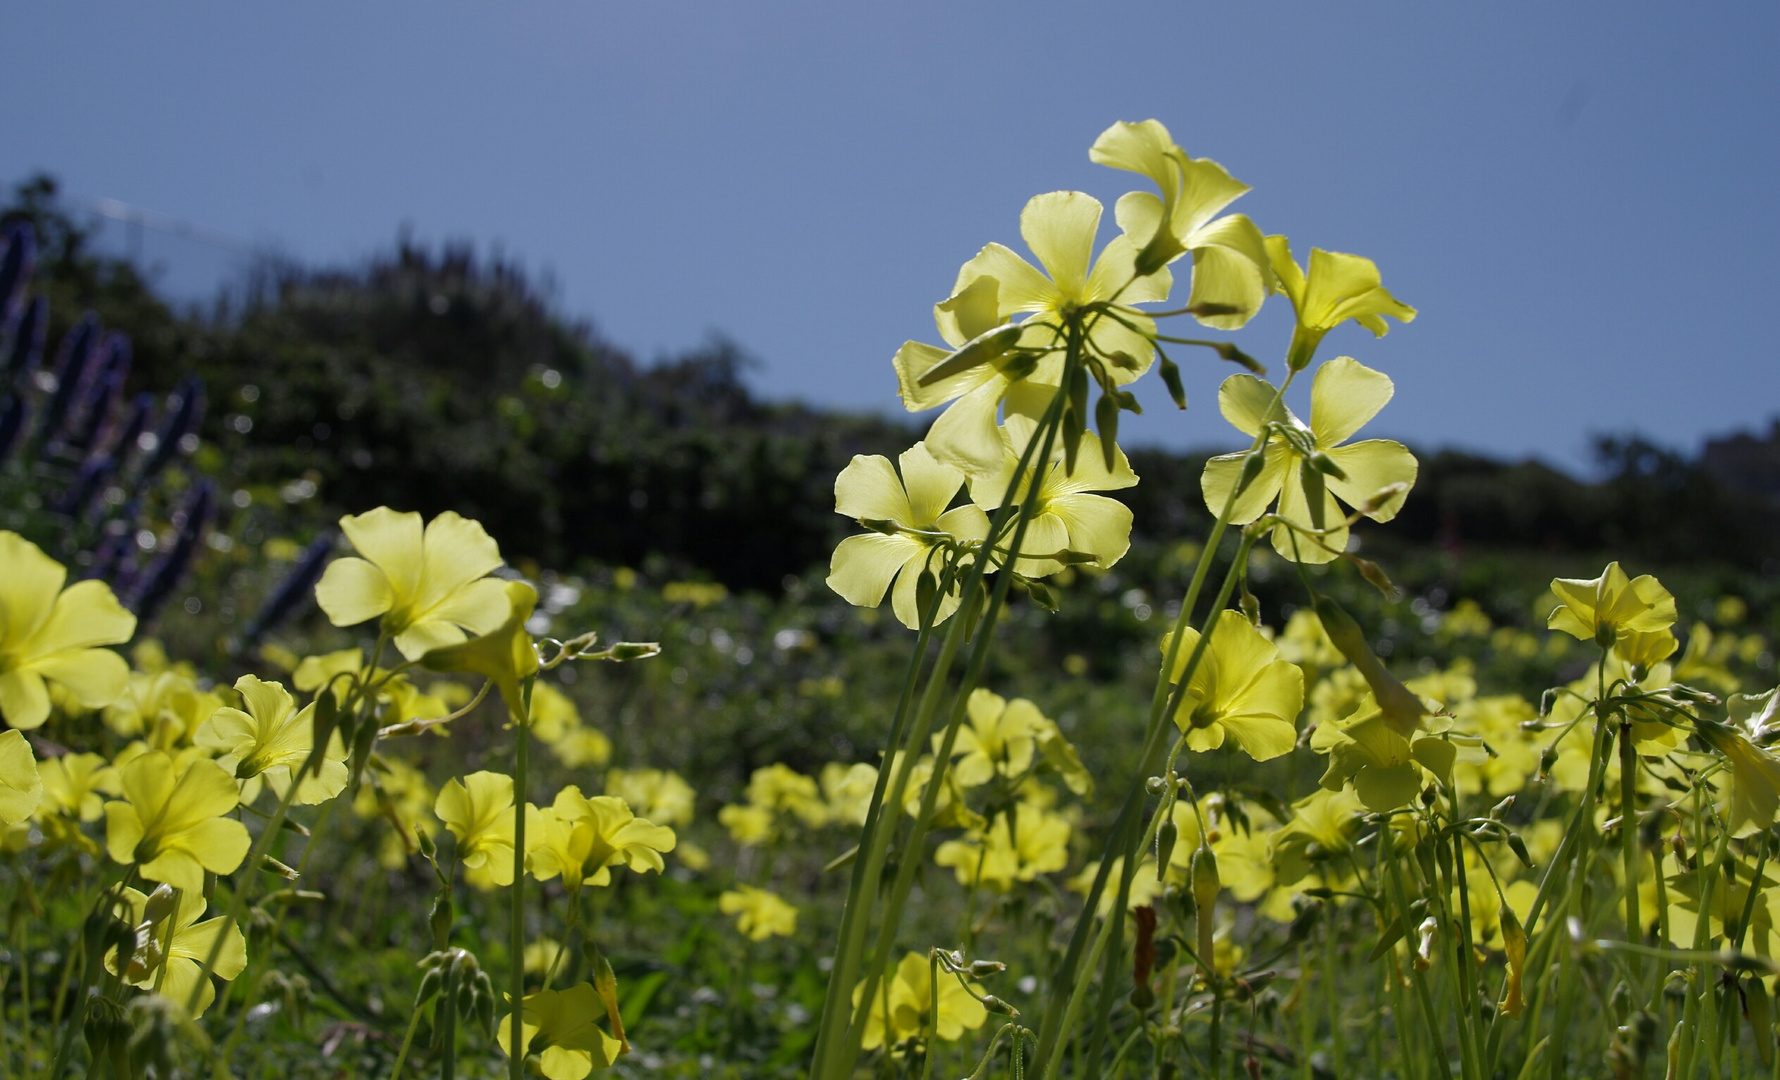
[6, 174, 1774, 590]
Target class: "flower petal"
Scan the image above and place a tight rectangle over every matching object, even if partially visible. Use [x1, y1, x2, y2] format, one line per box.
[338, 508, 424, 599]
[1184, 215, 1271, 330]
[898, 444, 966, 528]
[1046, 493, 1133, 570]
[31, 647, 130, 709]
[0, 669, 51, 729]
[1309, 357, 1394, 447]
[1217, 374, 1288, 438]
[314, 557, 395, 628]
[926, 376, 1015, 479]
[0, 531, 66, 645]
[835, 454, 916, 525]
[1325, 439, 1418, 522]
[827, 534, 923, 610]
[953, 244, 1054, 318]
[414, 512, 504, 613]
[1019, 191, 1102, 301]
[1199, 445, 1289, 525]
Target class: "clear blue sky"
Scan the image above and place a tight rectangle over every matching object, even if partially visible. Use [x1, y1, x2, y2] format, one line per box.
[3, 3, 1776, 471]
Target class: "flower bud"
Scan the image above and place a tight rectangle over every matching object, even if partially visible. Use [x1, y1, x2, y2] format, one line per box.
[1155, 819, 1179, 880]
[1158, 354, 1188, 411]
[967, 960, 1006, 977]
[142, 883, 179, 926]
[1191, 847, 1220, 918]
[980, 994, 1020, 1017]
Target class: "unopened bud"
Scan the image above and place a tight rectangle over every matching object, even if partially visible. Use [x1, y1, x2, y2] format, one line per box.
[142, 884, 179, 926]
[1155, 819, 1179, 879]
[967, 960, 1005, 977]
[1158, 355, 1188, 411]
[1191, 847, 1220, 917]
[980, 994, 1020, 1017]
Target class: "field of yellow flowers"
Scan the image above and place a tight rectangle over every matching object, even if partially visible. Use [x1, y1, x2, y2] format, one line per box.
[3, 119, 1779, 1080]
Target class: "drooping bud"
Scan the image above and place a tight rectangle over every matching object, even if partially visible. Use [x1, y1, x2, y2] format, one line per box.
[1314, 593, 1428, 735]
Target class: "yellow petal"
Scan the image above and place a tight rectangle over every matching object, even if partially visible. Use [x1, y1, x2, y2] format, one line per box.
[926, 376, 1015, 479]
[953, 243, 1054, 319]
[1264, 236, 1307, 308]
[338, 508, 425, 599]
[1, 668, 55, 729]
[31, 647, 131, 709]
[413, 512, 504, 613]
[1309, 357, 1394, 447]
[314, 557, 395, 628]
[932, 275, 1004, 350]
[1324, 440, 1418, 522]
[0, 729, 42, 824]
[0, 531, 68, 645]
[1217, 374, 1289, 438]
[1184, 216, 1270, 330]
[1019, 191, 1102, 301]
[827, 534, 924, 611]
[1199, 445, 1289, 525]
[1045, 493, 1133, 570]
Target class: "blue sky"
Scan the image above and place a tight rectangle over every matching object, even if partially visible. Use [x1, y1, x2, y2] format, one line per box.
[3, 3, 1776, 471]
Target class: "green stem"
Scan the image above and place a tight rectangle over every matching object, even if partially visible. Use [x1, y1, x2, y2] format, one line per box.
[1385, 833, 1453, 1080]
[812, 381, 1063, 1080]
[1619, 722, 1643, 985]
[1031, 362, 1295, 1079]
[836, 380, 1068, 1078]
[509, 676, 535, 1080]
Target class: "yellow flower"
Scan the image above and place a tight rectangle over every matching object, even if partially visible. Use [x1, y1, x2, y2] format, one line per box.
[718, 803, 775, 846]
[1089, 118, 1272, 322]
[894, 191, 1172, 477]
[36, 751, 117, 822]
[108, 885, 247, 1017]
[1269, 787, 1365, 887]
[292, 649, 453, 729]
[968, 416, 1138, 577]
[104, 751, 251, 892]
[1267, 237, 1416, 371]
[0, 531, 136, 729]
[819, 762, 879, 828]
[314, 508, 512, 661]
[498, 983, 624, 1079]
[102, 665, 221, 749]
[526, 787, 676, 890]
[827, 443, 991, 629]
[948, 689, 1044, 787]
[196, 675, 348, 805]
[435, 771, 517, 887]
[719, 885, 799, 941]
[1311, 698, 1471, 812]
[932, 803, 1071, 891]
[530, 683, 612, 768]
[855, 952, 989, 1050]
[353, 755, 435, 869]
[420, 581, 541, 724]
[1695, 719, 1780, 837]
[1200, 358, 1418, 563]
[0, 729, 43, 824]
[1547, 562, 1677, 648]
[742, 763, 829, 828]
[1162, 615, 1304, 761]
[605, 768, 695, 828]
[1068, 856, 1164, 916]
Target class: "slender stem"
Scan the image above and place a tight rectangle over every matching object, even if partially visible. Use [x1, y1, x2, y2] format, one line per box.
[1619, 722, 1644, 985]
[813, 379, 1063, 1080]
[836, 380, 1068, 1078]
[1385, 833, 1454, 1080]
[509, 676, 535, 1080]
